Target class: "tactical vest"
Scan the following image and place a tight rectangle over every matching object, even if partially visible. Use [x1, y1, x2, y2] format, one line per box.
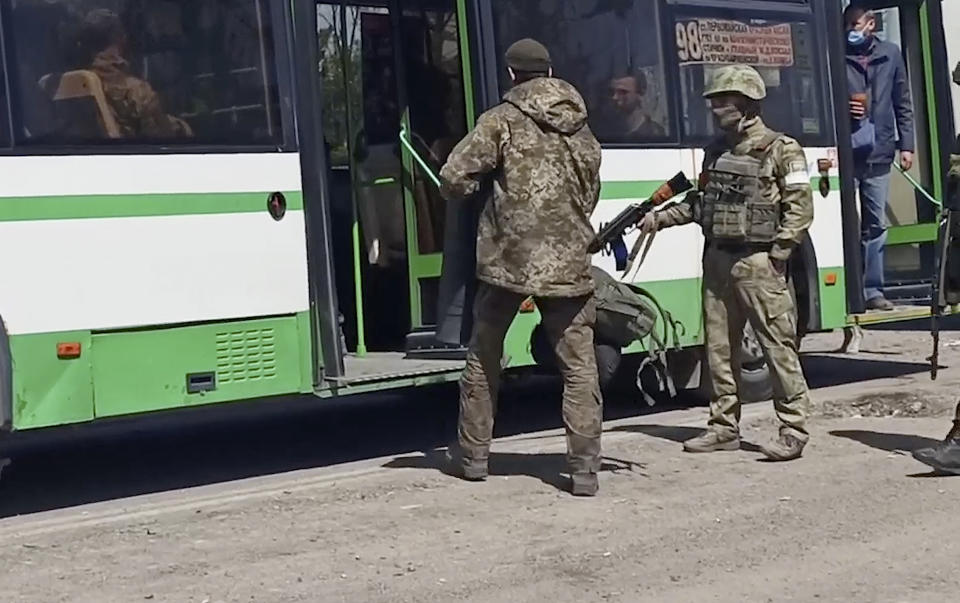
[697, 131, 783, 244]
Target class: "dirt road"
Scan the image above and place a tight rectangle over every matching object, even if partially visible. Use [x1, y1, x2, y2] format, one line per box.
[1, 326, 959, 603]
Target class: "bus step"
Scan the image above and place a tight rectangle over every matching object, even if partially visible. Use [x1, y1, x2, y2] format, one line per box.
[404, 330, 468, 361]
[885, 281, 932, 304]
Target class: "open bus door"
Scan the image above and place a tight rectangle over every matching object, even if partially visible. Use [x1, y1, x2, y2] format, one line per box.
[827, 0, 956, 358]
[311, 0, 475, 384]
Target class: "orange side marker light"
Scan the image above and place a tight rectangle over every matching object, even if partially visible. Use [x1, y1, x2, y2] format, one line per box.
[57, 342, 82, 359]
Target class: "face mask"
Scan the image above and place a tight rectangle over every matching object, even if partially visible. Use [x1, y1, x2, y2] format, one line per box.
[711, 105, 744, 132]
[847, 29, 867, 46]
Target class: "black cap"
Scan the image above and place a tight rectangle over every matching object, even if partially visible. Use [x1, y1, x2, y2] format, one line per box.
[505, 38, 551, 73]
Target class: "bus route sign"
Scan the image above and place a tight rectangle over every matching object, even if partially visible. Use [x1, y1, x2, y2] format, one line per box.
[675, 19, 795, 68]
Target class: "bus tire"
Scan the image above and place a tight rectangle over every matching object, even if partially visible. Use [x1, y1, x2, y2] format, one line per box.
[595, 344, 622, 391]
[530, 324, 621, 391]
[739, 364, 774, 403]
[738, 279, 800, 404]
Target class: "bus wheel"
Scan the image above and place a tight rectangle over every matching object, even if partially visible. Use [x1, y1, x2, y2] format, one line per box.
[530, 324, 621, 391]
[595, 344, 622, 391]
[739, 363, 774, 403]
[738, 279, 800, 404]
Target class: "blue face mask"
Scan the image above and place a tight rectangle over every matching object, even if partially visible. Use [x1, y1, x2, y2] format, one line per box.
[847, 29, 867, 46]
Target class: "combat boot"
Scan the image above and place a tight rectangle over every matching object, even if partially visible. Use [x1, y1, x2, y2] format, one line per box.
[461, 457, 489, 482]
[911, 417, 960, 475]
[445, 444, 488, 481]
[683, 429, 740, 453]
[759, 430, 806, 462]
[571, 472, 599, 497]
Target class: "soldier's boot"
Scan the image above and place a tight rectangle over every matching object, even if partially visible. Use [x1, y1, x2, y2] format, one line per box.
[571, 472, 599, 497]
[759, 430, 806, 462]
[445, 445, 488, 482]
[460, 457, 489, 482]
[911, 414, 960, 475]
[683, 429, 740, 453]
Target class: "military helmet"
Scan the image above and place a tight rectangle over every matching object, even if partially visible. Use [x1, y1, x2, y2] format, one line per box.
[703, 64, 766, 101]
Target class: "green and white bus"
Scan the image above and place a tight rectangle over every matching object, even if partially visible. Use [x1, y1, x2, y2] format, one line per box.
[0, 0, 955, 437]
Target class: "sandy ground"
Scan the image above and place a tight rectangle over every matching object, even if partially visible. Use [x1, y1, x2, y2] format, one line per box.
[1, 325, 960, 603]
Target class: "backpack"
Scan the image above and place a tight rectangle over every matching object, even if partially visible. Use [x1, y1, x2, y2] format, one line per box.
[592, 266, 658, 347]
[592, 266, 684, 406]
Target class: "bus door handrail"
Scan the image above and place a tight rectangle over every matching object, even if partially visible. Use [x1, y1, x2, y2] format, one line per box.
[894, 163, 942, 208]
[399, 127, 442, 189]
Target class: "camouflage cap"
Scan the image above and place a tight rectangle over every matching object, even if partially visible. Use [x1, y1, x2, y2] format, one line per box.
[703, 64, 766, 101]
[505, 38, 552, 73]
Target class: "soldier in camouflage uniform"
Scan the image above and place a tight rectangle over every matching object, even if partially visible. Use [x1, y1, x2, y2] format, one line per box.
[79, 9, 192, 139]
[912, 61, 960, 475]
[439, 39, 604, 496]
[640, 65, 814, 461]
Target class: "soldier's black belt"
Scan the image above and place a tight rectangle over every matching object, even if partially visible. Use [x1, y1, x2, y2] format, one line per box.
[708, 241, 773, 253]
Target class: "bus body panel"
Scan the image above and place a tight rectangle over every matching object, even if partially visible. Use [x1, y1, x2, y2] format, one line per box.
[0, 153, 314, 431]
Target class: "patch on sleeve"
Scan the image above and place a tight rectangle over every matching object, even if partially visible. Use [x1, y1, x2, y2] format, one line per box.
[784, 160, 810, 186]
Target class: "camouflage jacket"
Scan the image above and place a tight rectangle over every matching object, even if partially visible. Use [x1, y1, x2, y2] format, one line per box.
[91, 50, 192, 139]
[656, 117, 813, 261]
[440, 77, 602, 297]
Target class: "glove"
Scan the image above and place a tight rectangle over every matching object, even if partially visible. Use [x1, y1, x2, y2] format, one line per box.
[639, 212, 659, 235]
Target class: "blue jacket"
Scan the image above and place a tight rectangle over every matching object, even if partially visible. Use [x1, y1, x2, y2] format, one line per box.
[846, 38, 915, 166]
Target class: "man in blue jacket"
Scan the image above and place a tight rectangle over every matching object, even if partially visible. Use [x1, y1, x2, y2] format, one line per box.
[845, 4, 915, 311]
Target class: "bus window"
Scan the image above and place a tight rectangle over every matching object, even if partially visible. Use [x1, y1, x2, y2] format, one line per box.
[489, 0, 672, 145]
[671, 8, 833, 147]
[4, 0, 282, 148]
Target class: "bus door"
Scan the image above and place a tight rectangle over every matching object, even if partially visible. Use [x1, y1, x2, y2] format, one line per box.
[843, 0, 949, 312]
[315, 0, 470, 358]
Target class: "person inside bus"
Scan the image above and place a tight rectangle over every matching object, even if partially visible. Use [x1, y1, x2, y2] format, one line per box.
[605, 71, 665, 142]
[75, 8, 192, 140]
[844, 3, 915, 312]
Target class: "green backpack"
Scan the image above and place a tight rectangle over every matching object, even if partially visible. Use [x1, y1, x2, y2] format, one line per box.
[592, 267, 684, 406]
[592, 267, 659, 347]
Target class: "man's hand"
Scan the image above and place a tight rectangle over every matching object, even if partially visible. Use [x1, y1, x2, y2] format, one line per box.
[639, 212, 658, 235]
[900, 151, 914, 171]
[849, 100, 866, 120]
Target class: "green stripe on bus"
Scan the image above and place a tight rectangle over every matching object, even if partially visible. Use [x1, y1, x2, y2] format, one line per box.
[0, 175, 840, 220]
[600, 177, 840, 201]
[0, 191, 304, 222]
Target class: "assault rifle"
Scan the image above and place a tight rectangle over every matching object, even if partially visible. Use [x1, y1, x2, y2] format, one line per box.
[588, 172, 694, 270]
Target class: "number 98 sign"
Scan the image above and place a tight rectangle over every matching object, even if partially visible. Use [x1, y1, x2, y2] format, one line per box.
[676, 21, 702, 63]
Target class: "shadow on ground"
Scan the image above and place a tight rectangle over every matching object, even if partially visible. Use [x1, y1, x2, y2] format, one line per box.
[383, 449, 642, 493]
[802, 355, 931, 389]
[610, 424, 764, 453]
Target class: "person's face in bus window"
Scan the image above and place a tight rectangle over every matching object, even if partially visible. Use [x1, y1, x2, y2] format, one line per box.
[845, 10, 876, 44]
[610, 76, 643, 115]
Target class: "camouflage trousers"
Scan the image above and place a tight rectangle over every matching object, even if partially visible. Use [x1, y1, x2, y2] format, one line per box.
[459, 283, 602, 474]
[703, 248, 810, 441]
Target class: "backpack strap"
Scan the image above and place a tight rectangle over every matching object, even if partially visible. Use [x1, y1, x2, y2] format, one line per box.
[628, 285, 685, 406]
